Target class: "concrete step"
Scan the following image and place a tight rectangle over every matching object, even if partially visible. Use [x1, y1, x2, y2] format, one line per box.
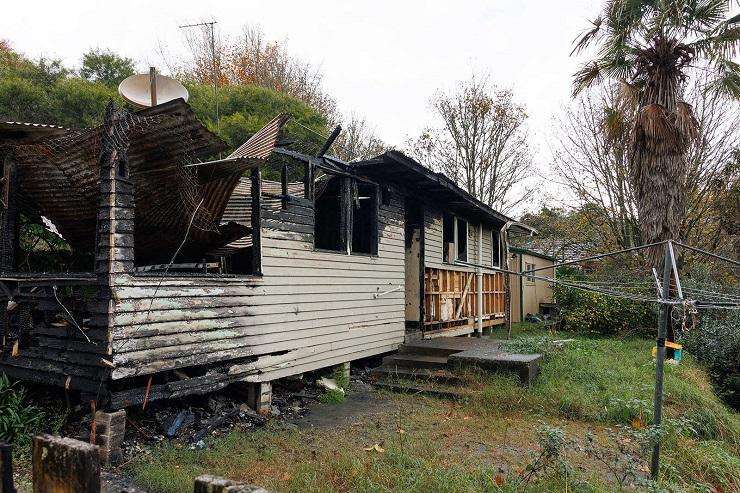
[369, 366, 464, 385]
[448, 350, 543, 385]
[398, 343, 464, 358]
[373, 380, 466, 400]
[381, 354, 448, 370]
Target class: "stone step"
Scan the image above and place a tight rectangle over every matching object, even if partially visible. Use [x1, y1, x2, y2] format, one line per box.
[381, 354, 448, 370]
[369, 366, 464, 385]
[373, 380, 466, 400]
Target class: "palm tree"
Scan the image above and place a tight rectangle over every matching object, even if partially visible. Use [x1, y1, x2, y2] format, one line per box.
[571, 0, 739, 262]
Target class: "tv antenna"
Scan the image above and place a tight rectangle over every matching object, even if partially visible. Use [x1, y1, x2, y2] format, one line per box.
[179, 20, 219, 133]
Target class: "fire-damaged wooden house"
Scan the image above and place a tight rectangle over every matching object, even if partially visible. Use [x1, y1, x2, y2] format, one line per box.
[0, 100, 531, 410]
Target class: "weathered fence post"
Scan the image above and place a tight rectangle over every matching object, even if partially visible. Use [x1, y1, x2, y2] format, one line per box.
[0, 442, 15, 493]
[32, 435, 100, 493]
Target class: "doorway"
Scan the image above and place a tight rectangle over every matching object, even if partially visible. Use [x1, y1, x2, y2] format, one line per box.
[404, 200, 424, 336]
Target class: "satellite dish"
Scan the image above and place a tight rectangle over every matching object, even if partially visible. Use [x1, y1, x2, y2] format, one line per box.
[118, 69, 189, 108]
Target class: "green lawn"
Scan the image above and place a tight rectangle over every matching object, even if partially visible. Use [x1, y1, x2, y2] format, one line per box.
[128, 327, 739, 493]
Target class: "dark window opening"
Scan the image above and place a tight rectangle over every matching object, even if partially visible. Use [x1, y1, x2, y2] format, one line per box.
[456, 218, 468, 262]
[314, 175, 344, 251]
[351, 181, 378, 255]
[443, 214, 454, 262]
[117, 158, 128, 178]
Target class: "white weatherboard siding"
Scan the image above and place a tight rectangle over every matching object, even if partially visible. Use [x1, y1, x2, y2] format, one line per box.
[109, 191, 406, 382]
[424, 207, 496, 270]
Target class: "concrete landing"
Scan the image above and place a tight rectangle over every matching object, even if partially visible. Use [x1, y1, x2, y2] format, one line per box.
[448, 348, 542, 385]
[375, 336, 543, 389]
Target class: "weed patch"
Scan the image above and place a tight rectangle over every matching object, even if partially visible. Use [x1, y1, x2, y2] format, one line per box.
[0, 375, 44, 446]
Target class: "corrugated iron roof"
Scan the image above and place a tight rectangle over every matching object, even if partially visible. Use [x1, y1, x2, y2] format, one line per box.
[8, 99, 287, 263]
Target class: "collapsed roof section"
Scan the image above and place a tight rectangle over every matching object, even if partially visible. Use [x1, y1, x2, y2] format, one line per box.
[2, 99, 288, 264]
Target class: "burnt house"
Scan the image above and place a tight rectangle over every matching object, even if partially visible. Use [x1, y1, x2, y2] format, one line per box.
[0, 100, 530, 410]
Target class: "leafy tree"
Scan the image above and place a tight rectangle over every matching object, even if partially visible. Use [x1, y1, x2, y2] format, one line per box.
[186, 82, 327, 155]
[79, 48, 135, 88]
[407, 74, 534, 213]
[49, 78, 117, 128]
[572, 0, 740, 262]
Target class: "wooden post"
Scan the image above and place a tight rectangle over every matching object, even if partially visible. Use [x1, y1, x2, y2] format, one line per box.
[0, 153, 19, 271]
[303, 160, 314, 200]
[246, 381, 272, 414]
[475, 224, 483, 337]
[340, 177, 352, 254]
[32, 435, 100, 493]
[250, 168, 262, 275]
[149, 67, 157, 107]
[280, 164, 288, 210]
[0, 442, 15, 493]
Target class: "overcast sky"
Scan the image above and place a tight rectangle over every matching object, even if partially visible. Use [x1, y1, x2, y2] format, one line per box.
[2, 0, 604, 210]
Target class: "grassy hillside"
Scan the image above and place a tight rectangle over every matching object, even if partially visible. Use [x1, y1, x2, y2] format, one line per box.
[129, 329, 739, 492]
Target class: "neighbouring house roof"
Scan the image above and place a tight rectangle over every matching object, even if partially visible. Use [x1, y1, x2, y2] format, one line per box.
[352, 150, 535, 234]
[2, 99, 287, 264]
[512, 238, 598, 263]
[509, 246, 556, 262]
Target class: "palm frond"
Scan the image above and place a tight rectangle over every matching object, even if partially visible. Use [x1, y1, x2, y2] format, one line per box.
[673, 101, 699, 141]
[691, 24, 740, 58]
[604, 0, 647, 35]
[571, 16, 604, 55]
[618, 80, 641, 109]
[635, 103, 673, 141]
[683, 0, 729, 32]
[603, 104, 629, 143]
[704, 57, 740, 97]
[573, 62, 603, 96]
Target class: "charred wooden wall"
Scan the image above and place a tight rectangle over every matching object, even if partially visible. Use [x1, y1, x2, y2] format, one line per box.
[106, 185, 406, 406]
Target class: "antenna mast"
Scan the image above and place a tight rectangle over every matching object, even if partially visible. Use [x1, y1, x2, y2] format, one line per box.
[179, 20, 219, 133]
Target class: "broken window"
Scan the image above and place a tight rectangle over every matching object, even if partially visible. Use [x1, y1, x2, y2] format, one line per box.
[443, 214, 454, 263]
[456, 217, 468, 262]
[351, 181, 378, 255]
[314, 174, 345, 252]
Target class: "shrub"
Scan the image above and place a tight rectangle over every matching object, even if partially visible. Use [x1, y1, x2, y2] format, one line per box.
[683, 311, 740, 410]
[0, 375, 43, 445]
[553, 270, 657, 336]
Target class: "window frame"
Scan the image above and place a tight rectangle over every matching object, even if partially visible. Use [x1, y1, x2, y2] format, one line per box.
[442, 214, 472, 264]
[491, 228, 501, 268]
[524, 261, 536, 284]
[312, 175, 380, 257]
[454, 216, 468, 262]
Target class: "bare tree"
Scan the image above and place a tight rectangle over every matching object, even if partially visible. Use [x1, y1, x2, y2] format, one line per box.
[552, 84, 640, 249]
[176, 24, 337, 121]
[407, 75, 533, 213]
[553, 78, 739, 252]
[332, 113, 386, 161]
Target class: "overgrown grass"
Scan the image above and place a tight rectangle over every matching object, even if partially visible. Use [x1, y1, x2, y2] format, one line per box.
[0, 374, 45, 446]
[129, 331, 739, 492]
